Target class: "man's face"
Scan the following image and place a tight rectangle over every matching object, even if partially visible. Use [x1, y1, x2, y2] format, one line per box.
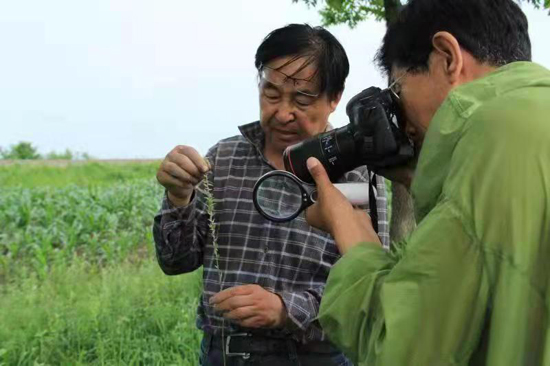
[390, 63, 453, 154]
[259, 56, 340, 153]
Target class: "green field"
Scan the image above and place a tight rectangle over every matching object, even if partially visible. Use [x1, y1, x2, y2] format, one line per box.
[0, 162, 202, 365]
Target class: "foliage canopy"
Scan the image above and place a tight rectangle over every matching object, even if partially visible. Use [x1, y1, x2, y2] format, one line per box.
[293, 0, 549, 27]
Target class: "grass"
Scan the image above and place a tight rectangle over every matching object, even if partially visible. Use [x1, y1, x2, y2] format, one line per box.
[0, 161, 203, 365]
[0, 162, 160, 188]
[0, 259, 202, 366]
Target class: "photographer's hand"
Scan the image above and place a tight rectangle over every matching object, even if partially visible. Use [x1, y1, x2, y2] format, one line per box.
[305, 158, 381, 254]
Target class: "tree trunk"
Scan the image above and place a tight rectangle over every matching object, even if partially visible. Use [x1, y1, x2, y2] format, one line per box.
[389, 182, 416, 242]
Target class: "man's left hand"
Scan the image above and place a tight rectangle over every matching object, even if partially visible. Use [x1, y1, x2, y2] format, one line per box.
[209, 284, 287, 328]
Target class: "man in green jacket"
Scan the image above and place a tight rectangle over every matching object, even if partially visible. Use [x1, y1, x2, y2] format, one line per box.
[304, 0, 550, 365]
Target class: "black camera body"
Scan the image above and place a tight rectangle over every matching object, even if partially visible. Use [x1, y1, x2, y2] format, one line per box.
[283, 86, 414, 183]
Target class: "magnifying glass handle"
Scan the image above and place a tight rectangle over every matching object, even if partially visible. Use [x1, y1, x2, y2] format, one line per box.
[333, 183, 371, 205]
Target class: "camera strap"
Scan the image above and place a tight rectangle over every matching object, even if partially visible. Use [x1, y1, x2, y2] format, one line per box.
[369, 172, 379, 234]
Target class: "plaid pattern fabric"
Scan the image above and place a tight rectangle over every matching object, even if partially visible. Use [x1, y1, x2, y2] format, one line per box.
[153, 121, 389, 344]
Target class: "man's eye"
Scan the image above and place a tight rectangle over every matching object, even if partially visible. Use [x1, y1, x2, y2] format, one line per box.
[295, 96, 315, 106]
[263, 89, 280, 99]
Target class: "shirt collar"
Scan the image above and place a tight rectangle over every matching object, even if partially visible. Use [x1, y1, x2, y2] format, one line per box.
[238, 121, 266, 157]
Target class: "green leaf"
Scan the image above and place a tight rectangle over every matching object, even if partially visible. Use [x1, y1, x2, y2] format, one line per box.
[291, 0, 549, 27]
[327, 0, 345, 10]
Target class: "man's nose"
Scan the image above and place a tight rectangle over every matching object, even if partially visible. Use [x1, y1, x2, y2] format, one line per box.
[275, 100, 295, 124]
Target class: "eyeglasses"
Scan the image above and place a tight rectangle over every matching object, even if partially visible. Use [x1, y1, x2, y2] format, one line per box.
[385, 74, 407, 129]
[259, 65, 320, 98]
[387, 74, 404, 100]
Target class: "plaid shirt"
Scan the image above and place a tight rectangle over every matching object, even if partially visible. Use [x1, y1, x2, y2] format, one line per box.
[153, 121, 389, 344]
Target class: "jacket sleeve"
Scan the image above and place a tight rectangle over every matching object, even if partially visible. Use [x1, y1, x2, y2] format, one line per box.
[318, 199, 490, 366]
[152, 145, 217, 275]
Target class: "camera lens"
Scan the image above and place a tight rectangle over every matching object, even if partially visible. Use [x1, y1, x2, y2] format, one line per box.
[283, 126, 358, 183]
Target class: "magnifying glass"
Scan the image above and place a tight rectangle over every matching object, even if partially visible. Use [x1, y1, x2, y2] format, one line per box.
[252, 170, 370, 223]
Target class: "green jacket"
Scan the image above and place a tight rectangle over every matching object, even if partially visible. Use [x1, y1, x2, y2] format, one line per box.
[318, 62, 550, 366]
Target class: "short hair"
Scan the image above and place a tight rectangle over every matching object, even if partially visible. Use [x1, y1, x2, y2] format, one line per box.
[375, 0, 532, 76]
[255, 24, 349, 100]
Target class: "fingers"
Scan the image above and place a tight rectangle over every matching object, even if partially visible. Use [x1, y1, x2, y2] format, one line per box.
[209, 285, 254, 306]
[157, 145, 211, 191]
[212, 294, 254, 312]
[210, 287, 258, 323]
[209, 285, 284, 328]
[164, 160, 200, 186]
[167, 147, 206, 180]
[156, 170, 186, 188]
[157, 161, 198, 193]
[223, 306, 257, 321]
[175, 145, 209, 174]
[239, 316, 266, 328]
[306, 157, 332, 189]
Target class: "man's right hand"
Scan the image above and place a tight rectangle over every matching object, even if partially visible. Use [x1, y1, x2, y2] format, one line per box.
[305, 157, 381, 254]
[156, 145, 210, 207]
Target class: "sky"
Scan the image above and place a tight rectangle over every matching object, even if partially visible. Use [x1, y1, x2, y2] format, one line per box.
[1, 0, 549, 159]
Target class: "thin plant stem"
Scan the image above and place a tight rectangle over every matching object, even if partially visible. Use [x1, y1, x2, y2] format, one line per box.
[202, 161, 227, 366]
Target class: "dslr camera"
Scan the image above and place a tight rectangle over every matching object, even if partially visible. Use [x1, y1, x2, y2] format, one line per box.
[283, 86, 414, 183]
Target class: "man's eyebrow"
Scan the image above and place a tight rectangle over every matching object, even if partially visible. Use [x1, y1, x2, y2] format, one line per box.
[261, 80, 279, 89]
[290, 75, 314, 83]
[295, 88, 318, 96]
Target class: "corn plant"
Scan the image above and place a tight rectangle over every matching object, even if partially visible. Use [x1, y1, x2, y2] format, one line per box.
[0, 162, 203, 365]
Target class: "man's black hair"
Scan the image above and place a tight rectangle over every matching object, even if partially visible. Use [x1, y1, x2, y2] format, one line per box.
[255, 24, 349, 100]
[375, 0, 532, 76]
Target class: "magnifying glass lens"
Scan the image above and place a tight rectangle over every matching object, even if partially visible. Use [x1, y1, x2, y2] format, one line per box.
[255, 174, 303, 221]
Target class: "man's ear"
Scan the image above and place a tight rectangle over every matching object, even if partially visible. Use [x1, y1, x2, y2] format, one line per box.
[329, 91, 343, 112]
[431, 31, 463, 85]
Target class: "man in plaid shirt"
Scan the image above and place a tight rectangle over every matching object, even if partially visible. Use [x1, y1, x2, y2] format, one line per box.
[153, 24, 389, 366]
